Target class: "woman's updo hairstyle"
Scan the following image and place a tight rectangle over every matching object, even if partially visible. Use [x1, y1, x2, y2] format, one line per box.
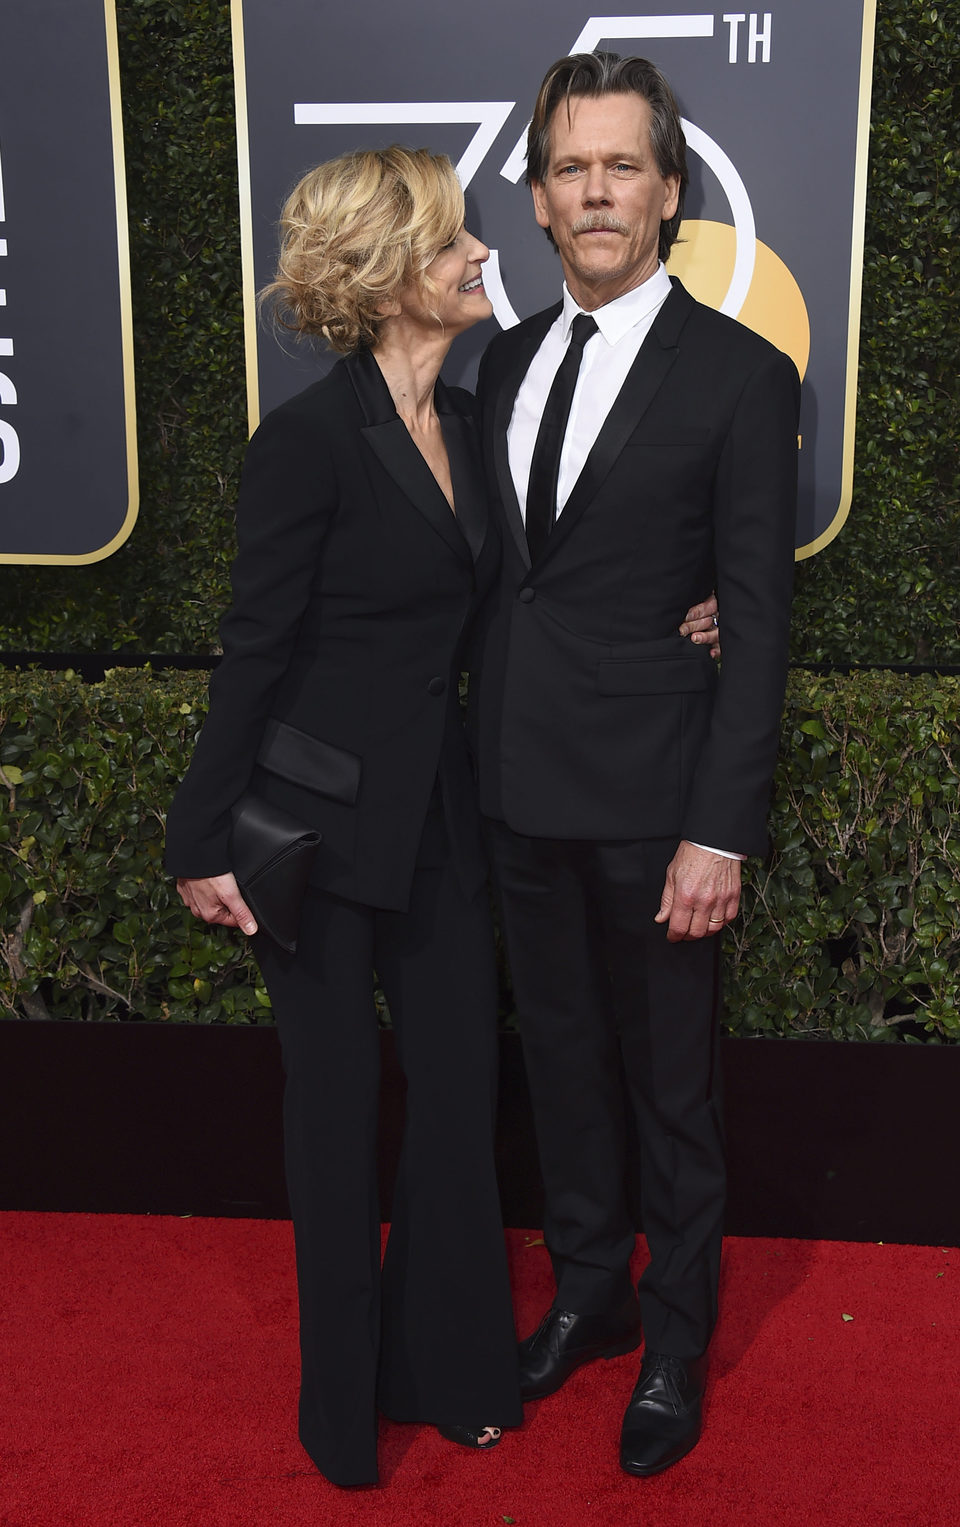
[261, 145, 465, 353]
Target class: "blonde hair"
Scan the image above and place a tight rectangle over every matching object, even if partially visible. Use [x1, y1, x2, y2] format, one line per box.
[260, 146, 465, 353]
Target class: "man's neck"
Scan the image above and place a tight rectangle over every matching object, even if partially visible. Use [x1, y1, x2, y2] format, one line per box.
[563, 261, 668, 315]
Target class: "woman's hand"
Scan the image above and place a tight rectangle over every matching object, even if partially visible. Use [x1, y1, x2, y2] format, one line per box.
[679, 593, 720, 659]
[176, 873, 258, 936]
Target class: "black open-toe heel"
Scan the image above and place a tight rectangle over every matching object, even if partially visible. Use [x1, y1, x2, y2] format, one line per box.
[437, 1423, 502, 1450]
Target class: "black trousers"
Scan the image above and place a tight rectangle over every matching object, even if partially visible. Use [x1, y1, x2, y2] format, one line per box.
[487, 822, 724, 1362]
[254, 851, 522, 1488]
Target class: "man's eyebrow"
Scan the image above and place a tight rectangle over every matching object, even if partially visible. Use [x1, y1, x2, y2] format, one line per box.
[551, 151, 641, 167]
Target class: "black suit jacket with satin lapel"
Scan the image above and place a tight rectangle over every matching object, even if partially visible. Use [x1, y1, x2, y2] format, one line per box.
[165, 348, 498, 912]
[471, 277, 801, 857]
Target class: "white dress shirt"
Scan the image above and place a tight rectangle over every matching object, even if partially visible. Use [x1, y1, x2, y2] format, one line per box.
[506, 264, 744, 863]
[507, 263, 672, 524]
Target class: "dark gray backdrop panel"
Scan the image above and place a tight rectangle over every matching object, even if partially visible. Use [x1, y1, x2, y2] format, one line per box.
[237, 1, 873, 552]
[0, 0, 134, 561]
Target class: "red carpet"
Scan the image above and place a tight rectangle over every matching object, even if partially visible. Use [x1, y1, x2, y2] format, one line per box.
[1, 1214, 957, 1527]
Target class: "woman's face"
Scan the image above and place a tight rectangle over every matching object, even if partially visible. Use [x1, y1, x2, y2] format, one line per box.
[399, 227, 492, 336]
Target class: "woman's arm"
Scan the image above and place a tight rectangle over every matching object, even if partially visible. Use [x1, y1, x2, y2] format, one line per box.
[165, 397, 338, 879]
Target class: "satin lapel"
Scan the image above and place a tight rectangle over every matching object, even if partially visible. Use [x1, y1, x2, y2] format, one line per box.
[438, 398, 487, 564]
[490, 304, 561, 571]
[346, 349, 471, 567]
[536, 281, 694, 569]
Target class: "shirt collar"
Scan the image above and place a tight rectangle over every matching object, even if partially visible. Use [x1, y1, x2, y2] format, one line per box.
[560, 262, 673, 345]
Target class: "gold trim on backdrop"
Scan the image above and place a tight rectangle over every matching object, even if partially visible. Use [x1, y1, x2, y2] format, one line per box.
[796, 0, 877, 562]
[0, 0, 139, 565]
[231, 0, 260, 438]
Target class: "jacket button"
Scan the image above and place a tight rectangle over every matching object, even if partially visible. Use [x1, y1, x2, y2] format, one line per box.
[518, 587, 535, 604]
[427, 676, 446, 695]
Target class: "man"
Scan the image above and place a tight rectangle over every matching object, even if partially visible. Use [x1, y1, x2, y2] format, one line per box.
[472, 52, 799, 1475]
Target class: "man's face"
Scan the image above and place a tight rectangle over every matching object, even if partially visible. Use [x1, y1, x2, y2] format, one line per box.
[530, 93, 680, 311]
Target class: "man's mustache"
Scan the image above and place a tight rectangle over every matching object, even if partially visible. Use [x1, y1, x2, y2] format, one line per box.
[571, 215, 629, 235]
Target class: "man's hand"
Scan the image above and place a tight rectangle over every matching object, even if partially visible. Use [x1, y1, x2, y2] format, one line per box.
[655, 841, 740, 942]
[177, 872, 258, 936]
[679, 593, 720, 659]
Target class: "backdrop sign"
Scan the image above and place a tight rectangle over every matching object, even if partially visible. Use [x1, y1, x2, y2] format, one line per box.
[0, 0, 136, 565]
[233, 1, 876, 556]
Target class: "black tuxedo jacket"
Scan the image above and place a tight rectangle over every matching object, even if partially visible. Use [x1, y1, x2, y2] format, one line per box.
[471, 278, 800, 857]
[165, 349, 498, 912]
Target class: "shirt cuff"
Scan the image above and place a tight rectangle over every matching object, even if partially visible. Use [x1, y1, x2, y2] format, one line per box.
[689, 841, 747, 862]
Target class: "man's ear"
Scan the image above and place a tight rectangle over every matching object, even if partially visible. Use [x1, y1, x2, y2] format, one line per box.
[661, 173, 681, 224]
[530, 179, 551, 232]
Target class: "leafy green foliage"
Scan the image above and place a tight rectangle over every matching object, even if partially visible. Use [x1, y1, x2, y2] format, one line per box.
[791, 1, 960, 662]
[726, 669, 960, 1041]
[2, 669, 958, 1039]
[0, 0, 956, 660]
[0, 669, 266, 1023]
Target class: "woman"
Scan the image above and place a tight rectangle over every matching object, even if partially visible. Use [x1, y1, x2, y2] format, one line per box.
[166, 147, 519, 1487]
[166, 145, 719, 1488]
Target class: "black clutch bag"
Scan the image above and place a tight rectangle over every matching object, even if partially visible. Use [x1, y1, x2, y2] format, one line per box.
[230, 793, 322, 953]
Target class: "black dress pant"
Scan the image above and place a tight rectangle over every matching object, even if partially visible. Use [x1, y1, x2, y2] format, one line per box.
[488, 823, 724, 1362]
[254, 848, 522, 1488]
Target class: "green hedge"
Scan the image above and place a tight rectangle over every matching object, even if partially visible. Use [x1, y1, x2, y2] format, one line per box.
[0, 0, 957, 662]
[0, 669, 266, 1025]
[791, 0, 960, 665]
[731, 669, 960, 1041]
[1, 668, 958, 1039]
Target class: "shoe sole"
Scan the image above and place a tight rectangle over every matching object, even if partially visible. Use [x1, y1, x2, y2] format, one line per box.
[619, 1431, 701, 1477]
[520, 1332, 644, 1402]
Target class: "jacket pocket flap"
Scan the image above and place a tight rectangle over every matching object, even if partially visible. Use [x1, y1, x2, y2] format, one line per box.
[598, 658, 713, 696]
[257, 719, 361, 804]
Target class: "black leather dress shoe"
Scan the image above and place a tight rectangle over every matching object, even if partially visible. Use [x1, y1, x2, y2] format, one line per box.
[619, 1351, 707, 1476]
[518, 1293, 643, 1401]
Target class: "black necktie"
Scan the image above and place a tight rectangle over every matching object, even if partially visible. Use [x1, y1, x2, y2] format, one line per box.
[524, 313, 598, 562]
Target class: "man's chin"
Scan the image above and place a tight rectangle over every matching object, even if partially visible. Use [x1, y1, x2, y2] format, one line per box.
[565, 259, 634, 295]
